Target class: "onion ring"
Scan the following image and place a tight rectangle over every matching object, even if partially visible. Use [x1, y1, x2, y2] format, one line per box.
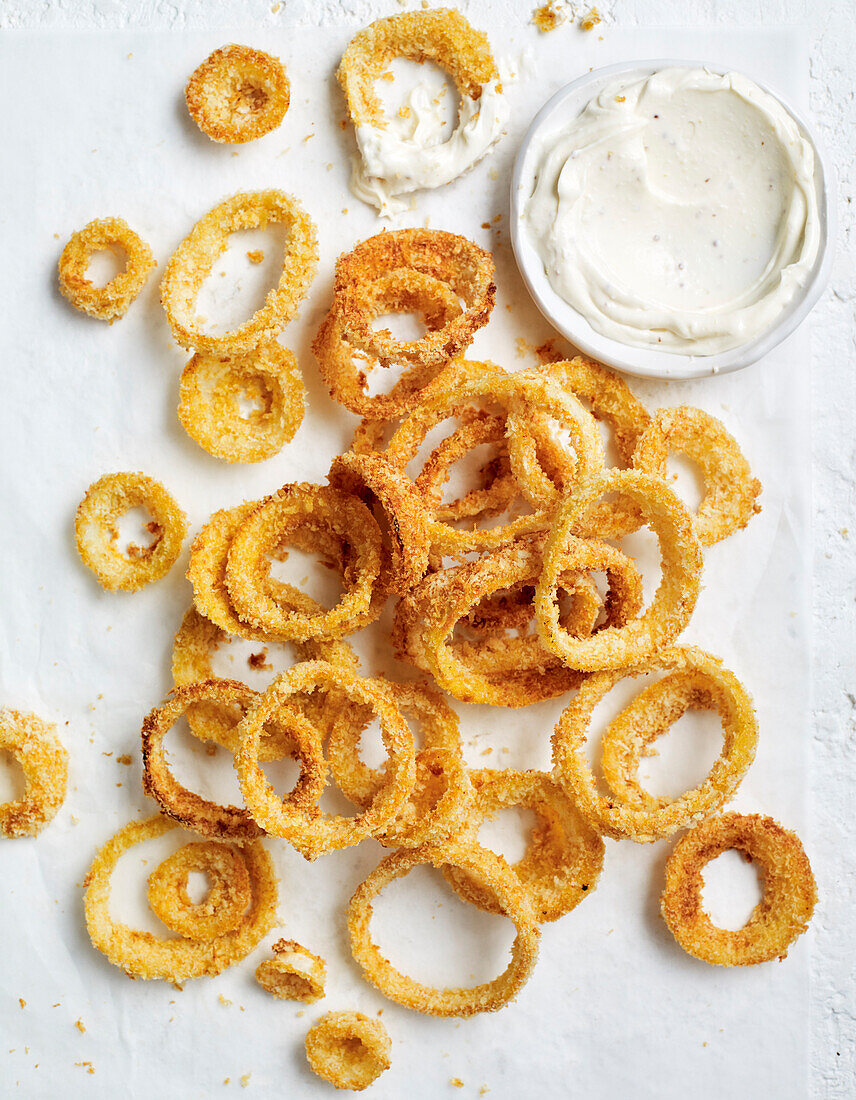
[535, 470, 702, 671]
[58, 217, 155, 321]
[0, 709, 68, 838]
[185, 45, 290, 144]
[178, 341, 305, 463]
[146, 840, 252, 940]
[443, 769, 605, 923]
[661, 812, 816, 965]
[347, 839, 540, 1017]
[83, 816, 277, 982]
[632, 406, 762, 547]
[304, 1011, 391, 1091]
[551, 646, 758, 843]
[255, 938, 326, 1002]
[160, 190, 317, 355]
[75, 472, 187, 592]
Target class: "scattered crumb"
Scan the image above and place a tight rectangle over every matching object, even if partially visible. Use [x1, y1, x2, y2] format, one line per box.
[533, 1, 566, 32]
[579, 6, 602, 30]
[296, 1009, 304, 1018]
[451, 1079, 464, 1089]
[480, 747, 493, 756]
[340, 119, 348, 130]
[248, 650, 271, 671]
[241, 1073, 251, 1087]
[75, 1061, 95, 1074]
[479, 1088, 490, 1097]
[18, 999, 26, 1009]
[54, 232, 60, 239]
[270, 1, 281, 11]
[381, 70, 395, 82]
[303, 133, 315, 142]
[342, 208, 349, 214]
[246, 250, 264, 264]
[515, 336, 531, 359]
[481, 221, 491, 230]
[840, 528, 849, 539]
[75, 1019, 85, 1033]
[117, 754, 132, 766]
[224, 1079, 231, 1086]
[703, 1041, 709, 1047]
[219, 994, 233, 1007]
[398, 104, 412, 120]
[101, 751, 112, 757]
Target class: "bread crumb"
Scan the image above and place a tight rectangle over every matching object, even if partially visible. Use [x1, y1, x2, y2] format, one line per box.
[451, 1080, 464, 1089]
[219, 994, 233, 1007]
[248, 650, 271, 671]
[270, 1, 281, 11]
[117, 754, 132, 766]
[480, 747, 493, 756]
[479, 1088, 490, 1096]
[241, 1073, 251, 1087]
[224, 1079, 231, 1086]
[75, 1019, 85, 1033]
[481, 221, 491, 229]
[75, 1061, 95, 1074]
[18, 999, 26, 1009]
[532, 1, 566, 32]
[579, 7, 602, 30]
[246, 250, 264, 265]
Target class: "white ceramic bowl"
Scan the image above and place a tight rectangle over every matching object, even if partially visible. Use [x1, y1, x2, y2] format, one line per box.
[510, 60, 836, 380]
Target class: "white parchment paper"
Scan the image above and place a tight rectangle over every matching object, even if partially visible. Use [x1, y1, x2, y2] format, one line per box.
[0, 24, 812, 1100]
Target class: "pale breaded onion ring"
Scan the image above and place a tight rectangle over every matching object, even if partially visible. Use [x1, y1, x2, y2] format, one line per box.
[178, 341, 305, 463]
[632, 406, 762, 547]
[443, 769, 604, 923]
[160, 190, 317, 355]
[535, 470, 702, 671]
[331, 230, 495, 369]
[313, 269, 464, 420]
[551, 647, 758, 843]
[146, 840, 252, 940]
[255, 938, 326, 1003]
[661, 813, 816, 966]
[75, 472, 187, 592]
[347, 839, 540, 1017]
[0, 710, 68, 838]
[185, 45, 290, 144]
[58, 217, 155, 321]
[141, 678, 326, 842]
[305, 1011, 391, 1091]
[235, 661, 415, 861]
[225, 484, 386, 641]
[83, 816, 277, 982]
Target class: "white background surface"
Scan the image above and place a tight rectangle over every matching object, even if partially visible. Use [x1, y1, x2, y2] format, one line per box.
[0, 2, 854, 1098]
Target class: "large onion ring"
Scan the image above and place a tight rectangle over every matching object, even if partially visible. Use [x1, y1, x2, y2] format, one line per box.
[146, 840, 252, 940]
[0, 709, 68, 838]
[75, 472, 187, 592]
[160, 190, 317, 355]
[305, 1011, 391, 1091]
[347, 839, 540, 1017]
[256, 938, 326, 1003]
[551, 647, 758, 843]
[661, 813, 816, 965]
[185, 45, 290, 144]
[83, 816, 277, 982]
[58, 217, 155, 321]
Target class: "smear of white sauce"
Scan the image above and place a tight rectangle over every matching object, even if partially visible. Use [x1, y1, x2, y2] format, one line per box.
[523, 67, 820, 355]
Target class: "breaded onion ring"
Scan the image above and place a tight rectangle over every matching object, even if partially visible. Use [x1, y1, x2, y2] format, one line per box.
[443, 769, 604, 923]
[552, 647, 758, 843]
[331, 230, 495, 369]
[225, 484, 386, 641]
[58, 217, 155, 321]
[160, 190, 317, 355]
[305, 1011, 391, 1091]
[661, 813, 816, 965]
[348, 839, 540, 1017]
[185, 45, 290, 144]
[235, 661, 415, 861]
[632, 406, 762, 547]
[535, 470, 702, 671]
[83, 816, 277, 982]
[146, 840, 252, 939]
[75, 472, 187, 592]
[178, 341, 305, 463]
[255, 938, 326, 1003]
[0, 710, 68, 838]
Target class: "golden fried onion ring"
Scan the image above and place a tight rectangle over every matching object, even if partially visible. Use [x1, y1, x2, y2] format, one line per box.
[160, 189, 317, 355]
[185, 45, 290, 144]
[178, 341, 305, 463]
[83, 816, 277, 982]
[305, 1011, 391, 1091]
[443, 769, 605, 923]
[75, 472, 187, 592]
[58, 217, 155, 321]
[632, 405, 762, 547]
[146, 840, 252, 940]
[552, 647, 758, 843]
[0, 709, 68, 838]
[661, 812, 816, 966]
[348, 839, 540, 1017]
[256, 938, 327, 1002]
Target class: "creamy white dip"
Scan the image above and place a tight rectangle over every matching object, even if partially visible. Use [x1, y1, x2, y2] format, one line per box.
[523, 67, 820, 355]
[351, 79, 509, 217]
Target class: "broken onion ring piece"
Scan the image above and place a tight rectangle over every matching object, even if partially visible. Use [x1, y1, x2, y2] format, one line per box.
[256, 938, 327, 1003]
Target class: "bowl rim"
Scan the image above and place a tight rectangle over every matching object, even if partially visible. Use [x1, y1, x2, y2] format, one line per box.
[509, 58, 837, 381]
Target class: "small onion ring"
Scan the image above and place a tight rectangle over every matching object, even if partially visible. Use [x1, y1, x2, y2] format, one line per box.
[146, 840, 252, 940]
[0, 709, 68, 838]
[256, 938, 327, 1002]
[551, 646, 758, 843]
[160, 189, 318, 355]
[632, 405, 762, 547]
[185, 45, 290, 144]
[83, 816, 277, 982]
[661, 812, 816, 966]
[75, 472, 187, 592]
[305, 1011, 391, 1091]
[58, 217, 155, 321]
[347, 839, 540, 1017]
[178, 341, 305, 463]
